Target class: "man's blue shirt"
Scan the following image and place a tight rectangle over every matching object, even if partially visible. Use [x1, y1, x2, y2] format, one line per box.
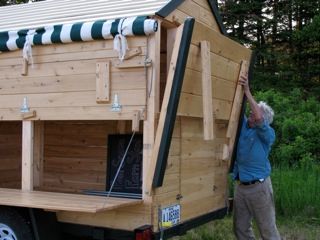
[233, 116, 275, 182]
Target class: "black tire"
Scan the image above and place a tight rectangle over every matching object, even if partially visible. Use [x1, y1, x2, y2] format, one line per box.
[0, 207, 34, 240]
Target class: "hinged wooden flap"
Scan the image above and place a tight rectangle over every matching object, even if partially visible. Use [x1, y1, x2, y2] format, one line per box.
[0, 188, 142, 213]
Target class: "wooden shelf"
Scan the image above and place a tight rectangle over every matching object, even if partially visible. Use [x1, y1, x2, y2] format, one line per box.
[0, 188, 142, 213]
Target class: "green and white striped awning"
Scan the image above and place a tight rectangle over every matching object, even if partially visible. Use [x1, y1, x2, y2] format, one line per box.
[0, 16, 158, 53]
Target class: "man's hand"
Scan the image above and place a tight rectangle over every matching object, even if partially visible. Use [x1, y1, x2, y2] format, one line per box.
[238, 73, 263, 127]
[238, 74, 249, 93]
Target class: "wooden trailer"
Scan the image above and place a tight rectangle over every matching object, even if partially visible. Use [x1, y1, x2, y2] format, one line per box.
[0, 0, 252, 239]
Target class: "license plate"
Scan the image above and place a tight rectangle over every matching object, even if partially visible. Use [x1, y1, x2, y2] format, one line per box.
[161, 204, 181, 226]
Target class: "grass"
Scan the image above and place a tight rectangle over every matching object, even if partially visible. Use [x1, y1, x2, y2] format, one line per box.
[272, 165, 320, 218]
[173, 215, 320, 240]
[172, 165, 320, 240]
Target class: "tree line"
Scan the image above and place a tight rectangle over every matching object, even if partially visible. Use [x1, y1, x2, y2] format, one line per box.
[219, 0, 320, 96]
[218, 0, 319, 166]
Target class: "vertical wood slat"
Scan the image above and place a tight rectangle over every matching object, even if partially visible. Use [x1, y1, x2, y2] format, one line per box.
[21, 58, 28, 76]
[223, 60, 248, 161]
[167, 28, 177, 73]
[33, 121, 44, 188]
[22, 120, 34, 191]
[132, 110, 140, 132]
[96, 61, 110, 103]
[200, 41, 214, 140]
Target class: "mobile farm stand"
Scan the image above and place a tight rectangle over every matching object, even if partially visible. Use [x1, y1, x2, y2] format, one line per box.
[0, 0, 252, 239]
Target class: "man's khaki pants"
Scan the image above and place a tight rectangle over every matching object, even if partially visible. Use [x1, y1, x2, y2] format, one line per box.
[233, 177, 281, 240]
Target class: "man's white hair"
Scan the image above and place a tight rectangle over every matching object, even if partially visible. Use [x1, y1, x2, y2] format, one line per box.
[258, 101, 274, 124]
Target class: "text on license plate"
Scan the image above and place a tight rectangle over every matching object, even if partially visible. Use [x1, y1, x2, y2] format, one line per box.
[161, 204, 181, 225]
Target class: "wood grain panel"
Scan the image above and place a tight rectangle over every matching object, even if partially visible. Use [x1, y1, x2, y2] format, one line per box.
[0, 122, 21, 188]
[42, 121, 119, 193]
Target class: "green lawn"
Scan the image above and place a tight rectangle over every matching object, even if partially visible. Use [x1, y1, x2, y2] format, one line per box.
[173, 215, 320, 240]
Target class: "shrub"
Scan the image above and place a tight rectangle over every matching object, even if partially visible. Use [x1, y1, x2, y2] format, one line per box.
[254, 88, 320, 167]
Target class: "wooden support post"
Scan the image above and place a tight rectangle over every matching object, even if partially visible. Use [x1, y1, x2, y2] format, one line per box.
[224, 60, 248, 161]
[200, 41, 214, 140]
[132, 111, 141, 132]
[96, 61, 110, 103]
[22, 120, 34, 191]
[21, 58, 28, 76]
[33, 121, 44, 188]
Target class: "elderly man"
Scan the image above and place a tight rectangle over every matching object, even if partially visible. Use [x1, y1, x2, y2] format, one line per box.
[233, 75, 281, 240]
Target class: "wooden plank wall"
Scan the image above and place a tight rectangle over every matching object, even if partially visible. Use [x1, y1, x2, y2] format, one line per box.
[178, 23, 250, 120]
[180, 118, 228, 220]
[41, 121, 124, 193]
[0, 38, 147, 120]
[40, 120, 151, 231]
[152, 118, 181, 218]
[0, 122, 22, 188]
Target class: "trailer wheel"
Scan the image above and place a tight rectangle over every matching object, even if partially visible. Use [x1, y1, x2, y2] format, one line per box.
[0, 207, 34, 240]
